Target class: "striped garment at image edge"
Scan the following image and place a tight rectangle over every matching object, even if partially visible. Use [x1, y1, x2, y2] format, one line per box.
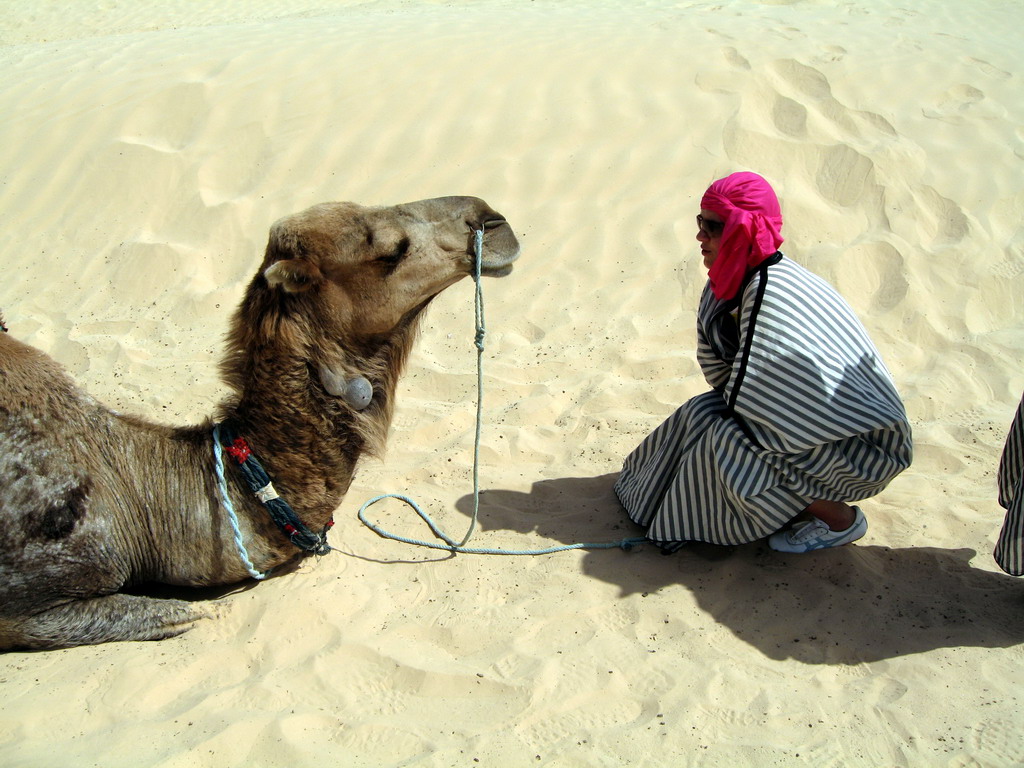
[995, 394, 1024, 576]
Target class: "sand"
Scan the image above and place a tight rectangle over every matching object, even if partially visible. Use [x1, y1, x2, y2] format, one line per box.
[1, 0, 1023, 765]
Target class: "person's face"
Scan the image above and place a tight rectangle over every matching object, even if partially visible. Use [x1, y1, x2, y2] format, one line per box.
[696, 210, 725, 269]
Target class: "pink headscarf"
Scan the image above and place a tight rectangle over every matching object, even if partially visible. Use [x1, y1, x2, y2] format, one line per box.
[700, 171, 784, 301]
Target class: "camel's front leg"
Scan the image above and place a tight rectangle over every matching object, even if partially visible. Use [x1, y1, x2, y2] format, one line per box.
[0, 594, 211, 651]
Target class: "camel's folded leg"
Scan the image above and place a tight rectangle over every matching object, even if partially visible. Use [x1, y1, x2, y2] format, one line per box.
[1, 593, 210, 651]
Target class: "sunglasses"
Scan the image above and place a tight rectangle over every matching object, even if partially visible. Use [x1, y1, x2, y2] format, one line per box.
[696, 215, 725, 237]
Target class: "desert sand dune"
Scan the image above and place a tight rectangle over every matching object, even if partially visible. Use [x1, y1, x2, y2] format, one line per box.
[1, 1, 1022, 765]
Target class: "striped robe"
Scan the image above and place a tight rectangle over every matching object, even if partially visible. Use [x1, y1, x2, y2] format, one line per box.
[615, 254, 913, 546]
[994, 394, 1024, 576]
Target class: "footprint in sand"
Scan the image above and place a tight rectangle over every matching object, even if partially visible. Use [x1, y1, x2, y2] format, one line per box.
[695, 45, 751, 93]
[817, 44, 846, 63]
[971, 718, 1024, 766]
[923, 83, 985, 122]
[814, 144, 876, 208]
[946, 404, 988, 427]
[831, 240, 909, 314]
[771, 94, 808, 138]
[802, 739, 847, 768]
[605, 602, 642, 631]
[696, 702, 761, 730]
[331, 723, 430, 759]
[964, 56, 1011, 79]
[918, 186, 971, 246]
[518, 698, 643, 753]
[770, 58, 832, 103]
[723, 46, 751, 70]
[768, 56, 899, 145]
[864, 676, 909, 707]
[341, 648, 417, 715]
[991, 248, 1024, 281]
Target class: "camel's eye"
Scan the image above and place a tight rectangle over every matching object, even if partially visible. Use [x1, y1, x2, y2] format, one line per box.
[375, 237, 410, 274]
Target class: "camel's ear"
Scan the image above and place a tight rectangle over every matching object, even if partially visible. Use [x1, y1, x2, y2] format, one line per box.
[264, 259, 323, 293]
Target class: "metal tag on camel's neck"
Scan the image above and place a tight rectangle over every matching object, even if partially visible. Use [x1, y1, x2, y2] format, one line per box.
[343, 376, 373, 410]
[319, 365, 373, 410]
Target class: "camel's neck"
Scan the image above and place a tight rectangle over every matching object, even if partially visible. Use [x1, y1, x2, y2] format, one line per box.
[219, 308, 421, 542]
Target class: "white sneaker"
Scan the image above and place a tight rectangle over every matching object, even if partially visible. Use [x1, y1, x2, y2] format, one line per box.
[768, 507, 867, 553]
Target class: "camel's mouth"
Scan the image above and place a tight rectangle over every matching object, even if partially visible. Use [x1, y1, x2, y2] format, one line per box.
[474, 217, 520, 278]
[480, 264, 515, 278]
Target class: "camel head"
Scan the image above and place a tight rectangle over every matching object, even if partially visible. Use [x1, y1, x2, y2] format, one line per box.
[222, 197, 519, 444]
[260, 196, 519, 339]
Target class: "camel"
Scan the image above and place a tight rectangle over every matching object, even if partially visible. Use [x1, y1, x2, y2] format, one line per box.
[0, 196, 519, 650]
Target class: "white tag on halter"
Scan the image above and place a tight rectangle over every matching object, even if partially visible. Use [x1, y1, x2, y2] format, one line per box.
[319, 365, 373, 410]
[255, 482, 280, 503]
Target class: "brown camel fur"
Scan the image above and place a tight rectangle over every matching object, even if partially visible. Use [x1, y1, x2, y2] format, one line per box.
[0, 196, 519, 650]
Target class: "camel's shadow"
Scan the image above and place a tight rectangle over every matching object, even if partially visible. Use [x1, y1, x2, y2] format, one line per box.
[124, 557, 304, 602]
[456, 473, 1024, 664]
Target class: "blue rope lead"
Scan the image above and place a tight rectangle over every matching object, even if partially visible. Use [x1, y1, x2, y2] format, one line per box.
[356, 229, 646, 556]
[357, 493, 645, 555]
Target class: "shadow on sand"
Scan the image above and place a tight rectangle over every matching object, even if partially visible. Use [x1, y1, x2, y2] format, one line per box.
[122, 557, 307, 601]
[456, 473, 1024, 665]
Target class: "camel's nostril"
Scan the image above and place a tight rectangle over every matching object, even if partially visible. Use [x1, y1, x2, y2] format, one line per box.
[482, 218, 506, 230]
